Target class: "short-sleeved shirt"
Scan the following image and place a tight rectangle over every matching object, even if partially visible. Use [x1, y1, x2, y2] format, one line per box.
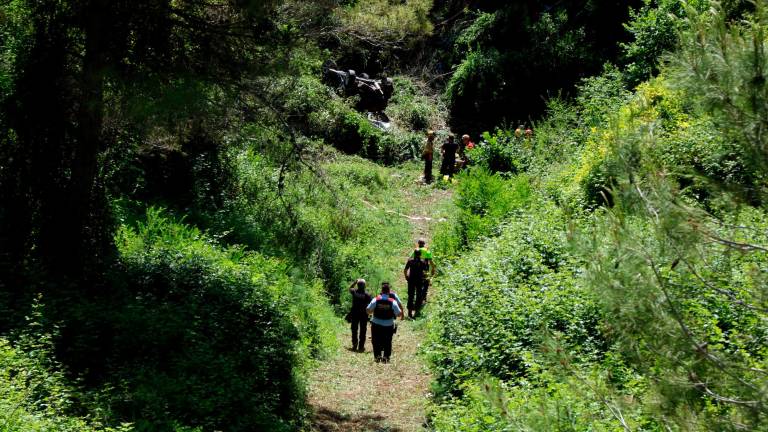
[411, 247, 433, 260]
[367, 294, 402, 326]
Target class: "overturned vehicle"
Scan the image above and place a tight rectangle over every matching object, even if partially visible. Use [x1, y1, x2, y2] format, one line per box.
[322, 61, 394, 128]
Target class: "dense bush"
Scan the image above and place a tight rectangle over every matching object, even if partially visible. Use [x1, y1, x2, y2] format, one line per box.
[453, 169, 532, 245]
[0, 320, 130, 432]
[428, 3, 768, 430]
[435, 1, 639, 134]
[99, 208, 336, 431]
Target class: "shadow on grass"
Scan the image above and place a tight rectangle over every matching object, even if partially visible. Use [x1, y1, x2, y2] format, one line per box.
[311, 406, 404, 432]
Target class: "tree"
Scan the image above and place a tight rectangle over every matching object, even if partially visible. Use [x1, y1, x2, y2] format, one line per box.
[0, 0, 283, 302]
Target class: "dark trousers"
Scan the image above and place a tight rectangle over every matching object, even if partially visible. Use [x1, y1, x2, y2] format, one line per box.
[420, 279, 430, 306]
[407, 281, 418, 312]
[440, 158, 455, 177]
[351, 317, 367, 349]
[424, 158, 433, 183]
[408, 280, 425, 314]
[371, 323, 394, 360]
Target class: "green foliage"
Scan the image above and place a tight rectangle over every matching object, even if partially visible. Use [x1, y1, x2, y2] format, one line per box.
[453, 169, 532, 245]
[621, 0, 689, 87]
[332, 0, 433, 66]
[386, 76, 442, 132]
[427, 199, 612, 425]
[306, 76, 435, 163]
[107, 207, 336, 431]
[429, 3, 768, 430]
[469, 129, 534, 174]
[436, 1, 637, 133]
[0, 302, 132, 432]
[0, 0, 31, 107]
[668, 1, 768, 197]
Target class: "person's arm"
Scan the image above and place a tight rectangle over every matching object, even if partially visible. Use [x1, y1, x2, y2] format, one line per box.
[393, 301, 403, 320]
[366, 297, 376, 315]
[403, 261, 410, 281]
[428, 258, 436, 277]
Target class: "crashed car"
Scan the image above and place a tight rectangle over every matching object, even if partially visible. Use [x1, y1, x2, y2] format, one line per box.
[322, 60, 394, 120]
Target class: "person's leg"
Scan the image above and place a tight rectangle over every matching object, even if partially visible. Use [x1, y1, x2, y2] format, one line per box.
[351, 319, 359, 350]
[415, 280, 425, 314]
[425, 158, 432, 183]
[421, 278, 430, 306]
[382, 325, 394, 362]
[407, 282, 416, 317]
[371, 323, 382, 361]
[358, 318, 367, 351]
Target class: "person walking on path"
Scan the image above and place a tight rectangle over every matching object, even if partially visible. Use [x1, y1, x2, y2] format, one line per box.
[440, 133, 459, 178]
[348, 278, 372, 352]
[411, 238, 436, 307]
[367, 282, 402, 363]
[423, 130, 436, 183]
[404, 249, 428, 318]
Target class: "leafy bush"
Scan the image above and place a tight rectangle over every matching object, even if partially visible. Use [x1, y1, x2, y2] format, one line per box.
[0, 328, 128, 432]
[453, 169, 532, 245]
[469, 129, 534, 174]
[386, 76, 442, 132]
[102, 208, 336, 431]
[427, 199, 602, 393]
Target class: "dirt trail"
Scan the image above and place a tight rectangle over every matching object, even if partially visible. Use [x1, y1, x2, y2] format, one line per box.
[308, 183, 452, 432]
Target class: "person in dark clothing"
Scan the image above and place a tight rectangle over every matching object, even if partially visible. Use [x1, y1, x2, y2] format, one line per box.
[440, 133, 459, 177]
[403, 249, 428, 318]
[366, 282, 402, 363]
[349, 278, 372, 352]
[414, 238, 435, 307]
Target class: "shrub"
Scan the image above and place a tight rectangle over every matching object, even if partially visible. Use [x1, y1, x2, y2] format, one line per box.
[427, 200, 602, 396]
[102, 208, 336, 431]
[0, 306, 128, 432]
[453, 169, 532, 245]
[386, 76, 442, 132]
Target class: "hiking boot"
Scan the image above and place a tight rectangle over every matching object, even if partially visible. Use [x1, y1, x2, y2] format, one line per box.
[375, 356, 382, 363]
[382, 357, 390, 364]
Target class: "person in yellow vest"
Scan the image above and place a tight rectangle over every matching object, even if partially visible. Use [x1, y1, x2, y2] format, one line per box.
[410, 238, 435, 308]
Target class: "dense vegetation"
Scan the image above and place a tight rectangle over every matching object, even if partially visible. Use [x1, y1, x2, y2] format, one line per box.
[427, 2, 768, 430]
[2, 0, 768, 430]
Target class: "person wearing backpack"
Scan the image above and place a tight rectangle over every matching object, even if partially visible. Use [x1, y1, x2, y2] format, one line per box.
[366, 282, 403, 363]
[404, 248, 428, 318]
[348, 278, 372, 352]
[410, 238, 436, 308]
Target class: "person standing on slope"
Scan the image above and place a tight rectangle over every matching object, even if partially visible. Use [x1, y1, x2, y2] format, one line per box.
[367, 282, 403, 363]
[440, 133, 459, 178]
[404, 248, 428, 318]
[348, 278, 372, 352]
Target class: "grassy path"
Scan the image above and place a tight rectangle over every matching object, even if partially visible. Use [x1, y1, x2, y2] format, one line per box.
[308, 168, 453, 432]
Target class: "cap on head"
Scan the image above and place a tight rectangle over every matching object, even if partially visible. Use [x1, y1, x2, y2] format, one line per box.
[417, 238, 426, 247]
[357, 278, 366, 289]
[427, 130, 435, 137]
[462, 134, 470, 140]
[381, 282, 391, 293]
[414, 248, 421, 257]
